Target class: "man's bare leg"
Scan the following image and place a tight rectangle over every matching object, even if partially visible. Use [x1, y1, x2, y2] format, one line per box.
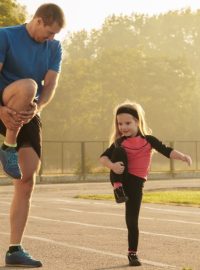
[6, 147, 42, 267]
[0, 79, 37, 179]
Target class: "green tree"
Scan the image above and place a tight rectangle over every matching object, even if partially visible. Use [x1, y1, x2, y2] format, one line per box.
[43, 9, 200, 142]
[0, 0, 26, 26]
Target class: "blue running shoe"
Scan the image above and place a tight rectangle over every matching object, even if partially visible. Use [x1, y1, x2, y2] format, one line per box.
[0, 147, 22, 179]
[5, 247, 42, 268]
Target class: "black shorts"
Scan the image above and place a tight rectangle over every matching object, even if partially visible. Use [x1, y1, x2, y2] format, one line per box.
[0, 90, 42, 158]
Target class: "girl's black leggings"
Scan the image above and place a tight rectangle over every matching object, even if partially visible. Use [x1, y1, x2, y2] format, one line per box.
[124, 174, 144, 252]
[110, 146, 144, 252]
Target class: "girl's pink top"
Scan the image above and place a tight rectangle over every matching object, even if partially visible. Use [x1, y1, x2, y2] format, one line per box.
[122, 137, 151, 179]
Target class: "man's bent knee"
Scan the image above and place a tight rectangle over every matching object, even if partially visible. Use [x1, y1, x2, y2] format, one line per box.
[3, 79, 37, 106]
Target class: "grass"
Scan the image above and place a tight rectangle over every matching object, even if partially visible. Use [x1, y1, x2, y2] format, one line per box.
[75, 189, 200, 207]
[142, 190, 200, 206]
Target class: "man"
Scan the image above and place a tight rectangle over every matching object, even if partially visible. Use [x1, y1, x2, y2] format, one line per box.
[0, 3, 65, 267]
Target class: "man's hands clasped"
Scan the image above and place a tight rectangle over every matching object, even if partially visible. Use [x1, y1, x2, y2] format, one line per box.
[0, 102, 38, 130]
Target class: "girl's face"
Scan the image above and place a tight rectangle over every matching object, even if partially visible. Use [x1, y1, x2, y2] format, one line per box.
[117, 113, 139, 137]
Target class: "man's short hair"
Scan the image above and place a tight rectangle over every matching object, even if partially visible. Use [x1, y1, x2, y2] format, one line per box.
[34, 3, 65, 28]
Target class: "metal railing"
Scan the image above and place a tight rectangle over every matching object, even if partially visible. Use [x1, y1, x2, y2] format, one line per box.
[0, 140, 199, 181]
[38, 140, 200, 180]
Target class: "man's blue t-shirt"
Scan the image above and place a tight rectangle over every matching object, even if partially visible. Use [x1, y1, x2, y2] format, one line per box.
[0, 24, 62, 99]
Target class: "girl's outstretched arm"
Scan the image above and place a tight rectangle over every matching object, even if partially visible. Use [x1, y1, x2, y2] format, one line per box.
[170, 150, 192, 166]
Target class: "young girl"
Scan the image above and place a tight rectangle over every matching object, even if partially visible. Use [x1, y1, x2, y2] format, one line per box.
[100, 101, 192, 267]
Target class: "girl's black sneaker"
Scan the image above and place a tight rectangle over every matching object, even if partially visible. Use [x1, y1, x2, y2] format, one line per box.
[128, 252, 142, 266]
[113, 186, 128, 203]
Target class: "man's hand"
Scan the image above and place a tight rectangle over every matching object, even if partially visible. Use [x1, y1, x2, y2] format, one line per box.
[0, 106, 23, 130]
[17, 102, 38, 124]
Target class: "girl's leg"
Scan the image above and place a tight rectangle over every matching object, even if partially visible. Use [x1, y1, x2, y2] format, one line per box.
[124, 175, 144, 265]
[124, 175, 144, 251]
[110, 147, 128, 184]
[110, 147, 128, 203]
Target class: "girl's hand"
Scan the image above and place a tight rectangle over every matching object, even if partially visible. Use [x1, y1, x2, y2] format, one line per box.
[111, 162, 125, 174]
[182, 155, 192, 166]
[170, 150, 192, 166]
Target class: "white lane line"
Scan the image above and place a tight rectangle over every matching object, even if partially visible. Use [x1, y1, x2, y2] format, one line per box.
[2, 200, 200, 226]
[2, 213, 199, 242]
[0, 232, 177, 269]
[33, 198, 200, 215]
[59, 208, 83, 213]
[59, 207, 124, 216]
[144, 206, 200, 215]
[144, 217, 200, 226]
[4, 202, 199, 226]
[0, 202, 37, 207]
[3, 198, 198, 226]
[33, 198, 120, 208]
[34, 198, 92, 205]
[59, 207, 200, 225]
[28, 216, 200, 242]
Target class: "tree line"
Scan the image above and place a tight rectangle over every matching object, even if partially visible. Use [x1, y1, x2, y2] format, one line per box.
[1, 1, 200, 142]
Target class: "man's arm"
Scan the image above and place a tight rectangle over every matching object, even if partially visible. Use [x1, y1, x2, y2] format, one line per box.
[37, 70, 60, 113]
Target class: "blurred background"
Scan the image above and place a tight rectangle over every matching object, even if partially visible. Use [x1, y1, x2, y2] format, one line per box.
[1, 0, 200, 181]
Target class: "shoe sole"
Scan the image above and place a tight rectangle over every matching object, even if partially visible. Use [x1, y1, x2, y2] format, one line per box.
[116, 196, 129, 203]
[129, 263, 142, 266]
[129, 261, 142, 266]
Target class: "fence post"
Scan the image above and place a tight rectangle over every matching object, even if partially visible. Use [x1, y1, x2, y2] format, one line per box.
[61, 142, 64, 174]
[195, 141, 198, 171]
[169, 141, 175, 177]
[81, 141, 86, 180]
[38, 154, 43, 183]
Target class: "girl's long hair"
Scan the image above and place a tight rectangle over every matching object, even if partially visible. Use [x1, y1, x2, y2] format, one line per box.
[109, 101, 152, 145]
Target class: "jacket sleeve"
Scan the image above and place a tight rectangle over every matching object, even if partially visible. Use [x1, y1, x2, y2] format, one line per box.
[100, 143, 115, 159]
[146, 135, 173, 158]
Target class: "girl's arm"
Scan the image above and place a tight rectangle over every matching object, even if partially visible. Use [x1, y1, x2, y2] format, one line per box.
[100, 156, 125, 174]
[170, 150, 192, 166]
[146, 135, 192, 166]
[100, 156, 114, 170]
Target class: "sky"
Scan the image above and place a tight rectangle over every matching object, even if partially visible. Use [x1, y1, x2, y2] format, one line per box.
[18, 0, 200, 40]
